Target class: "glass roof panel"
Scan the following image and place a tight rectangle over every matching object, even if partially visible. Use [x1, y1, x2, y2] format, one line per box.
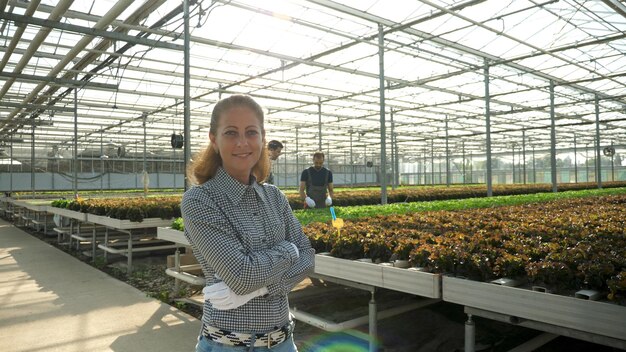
[0, 0, 624, 158]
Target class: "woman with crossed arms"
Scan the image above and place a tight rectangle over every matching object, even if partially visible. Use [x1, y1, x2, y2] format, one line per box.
[182, 95, 315, 352]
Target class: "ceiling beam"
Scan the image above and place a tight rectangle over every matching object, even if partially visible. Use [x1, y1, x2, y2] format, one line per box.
[0, 12, 183, 51]
[0, 71, 118, 91]
[601, 0, 626, 19]
[0, 101, 74, 113]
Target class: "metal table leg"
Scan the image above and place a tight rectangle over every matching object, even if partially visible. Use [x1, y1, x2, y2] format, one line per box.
[465, 313, 475, 352]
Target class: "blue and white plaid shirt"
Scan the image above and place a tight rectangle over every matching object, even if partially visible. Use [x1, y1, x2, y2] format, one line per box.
[181, 167, 315, 333]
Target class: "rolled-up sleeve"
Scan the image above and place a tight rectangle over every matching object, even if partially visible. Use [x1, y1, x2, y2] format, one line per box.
[265, 188, 315, 297]
[182, 190, 299, 295]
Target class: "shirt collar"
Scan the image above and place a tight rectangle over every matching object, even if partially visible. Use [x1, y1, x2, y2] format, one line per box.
[214, 167, 268, 204]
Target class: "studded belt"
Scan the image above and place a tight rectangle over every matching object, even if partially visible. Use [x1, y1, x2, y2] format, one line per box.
[201, 321, 294, 349]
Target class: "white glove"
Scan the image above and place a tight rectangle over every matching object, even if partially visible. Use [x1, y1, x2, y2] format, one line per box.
[305, 197, 316, 208]
[325, 196, 332, 206]
[203, 282, 268, 310]
[289, 242, 300, 258]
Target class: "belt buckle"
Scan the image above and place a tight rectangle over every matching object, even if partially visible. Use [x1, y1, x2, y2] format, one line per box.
[266, 329, 282, 349]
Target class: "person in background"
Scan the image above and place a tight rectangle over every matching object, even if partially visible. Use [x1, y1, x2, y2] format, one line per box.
[266, 140, 283, 185]
[181, 94, 314, 352]
[299, 151, 334, 208]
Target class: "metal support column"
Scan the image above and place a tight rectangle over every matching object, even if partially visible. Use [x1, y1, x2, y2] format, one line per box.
[574, 133, 578, 183]
[522, 130, 527, 184]
[462, 141, 466, 184]
[594, 95, 602, 188]
[394, 132, 399, 187]
[73, 75, 78, 198]
[484, 61, 493, 196]
[378, 24, 388, 204]
[430, 140, 435, 185]
[586, 144, 590, 182]
[9, 137, 13, 192]
[368, 289, 377, 352]
[469, 152, 473, 183]
[390, 110, 396, 189]
[283, 141, 287, 186]
[143, 112, 148, 197]
[30, 125, 35, 196]
[438, 155, 443, 183]
[349, 130, 354, 186]
[318, 97, 322, 151]
[183, 0, 191, 191]
[423, 148, 427, 185]
[295, 128, 299, 187]
[512, 145, 516, 184]
[532, 146, 536, 183]
[445, 115, 450, 187]
[549, 81, 557, 192]
[465, 313, 475, 352]
[100, 130, 104, 192]
[611, 144, 615, 181]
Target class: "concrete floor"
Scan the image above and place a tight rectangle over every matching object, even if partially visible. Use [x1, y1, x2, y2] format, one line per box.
[0, 219, 201, 352]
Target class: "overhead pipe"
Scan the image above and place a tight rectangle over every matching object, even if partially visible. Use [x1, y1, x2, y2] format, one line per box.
[0, 0, 41, 72]
[0, 0, 67, 101]
[601, 0, 626, 19]
[5, 0, 169, 135]
[1, 0, 135, 132]
[36, 0, 182, 146]
[9, 1, 167, 35]
[14, 0, 624, 128]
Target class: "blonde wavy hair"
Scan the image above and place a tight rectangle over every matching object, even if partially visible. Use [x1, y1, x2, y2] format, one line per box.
[187, 95, 270, 185]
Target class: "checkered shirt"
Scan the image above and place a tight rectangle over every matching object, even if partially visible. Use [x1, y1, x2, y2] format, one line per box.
[181, 167, 315, 333]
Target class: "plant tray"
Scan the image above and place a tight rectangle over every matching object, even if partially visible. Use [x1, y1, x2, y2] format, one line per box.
[157, 227, 188, 246]
[13, 200, 50, 212]
[87, 214, 173, 230]
[442, 276, 626, 340]
[315, 255, 441, 298]
[47, 207, 88, 221]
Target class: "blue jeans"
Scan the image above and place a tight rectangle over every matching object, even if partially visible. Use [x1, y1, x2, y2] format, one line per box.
[195, 334, 298, 352]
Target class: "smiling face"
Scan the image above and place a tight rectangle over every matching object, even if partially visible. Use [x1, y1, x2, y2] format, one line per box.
[209, 106, 265, 184]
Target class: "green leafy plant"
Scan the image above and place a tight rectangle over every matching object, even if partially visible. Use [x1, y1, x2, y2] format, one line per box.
[303, 192, 626, 294]
[172, 217, 185, 231]
[607, 270, 626, 302]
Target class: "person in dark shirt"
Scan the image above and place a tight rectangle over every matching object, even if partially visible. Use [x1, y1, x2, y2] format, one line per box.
[266, 140, 283, 185]
[299, 151, 334, 208]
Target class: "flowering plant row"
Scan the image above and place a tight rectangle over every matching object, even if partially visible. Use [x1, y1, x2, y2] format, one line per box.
[286, 181, 626, 209]
[51, 196, 182, 222]
[303, 194, 626, 302]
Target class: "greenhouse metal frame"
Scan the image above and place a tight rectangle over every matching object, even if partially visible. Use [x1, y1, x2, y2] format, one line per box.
[0, 0, 625, 195]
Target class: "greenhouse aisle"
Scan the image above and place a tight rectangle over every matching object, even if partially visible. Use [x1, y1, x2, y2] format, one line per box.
[0, 219, 201, 352]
